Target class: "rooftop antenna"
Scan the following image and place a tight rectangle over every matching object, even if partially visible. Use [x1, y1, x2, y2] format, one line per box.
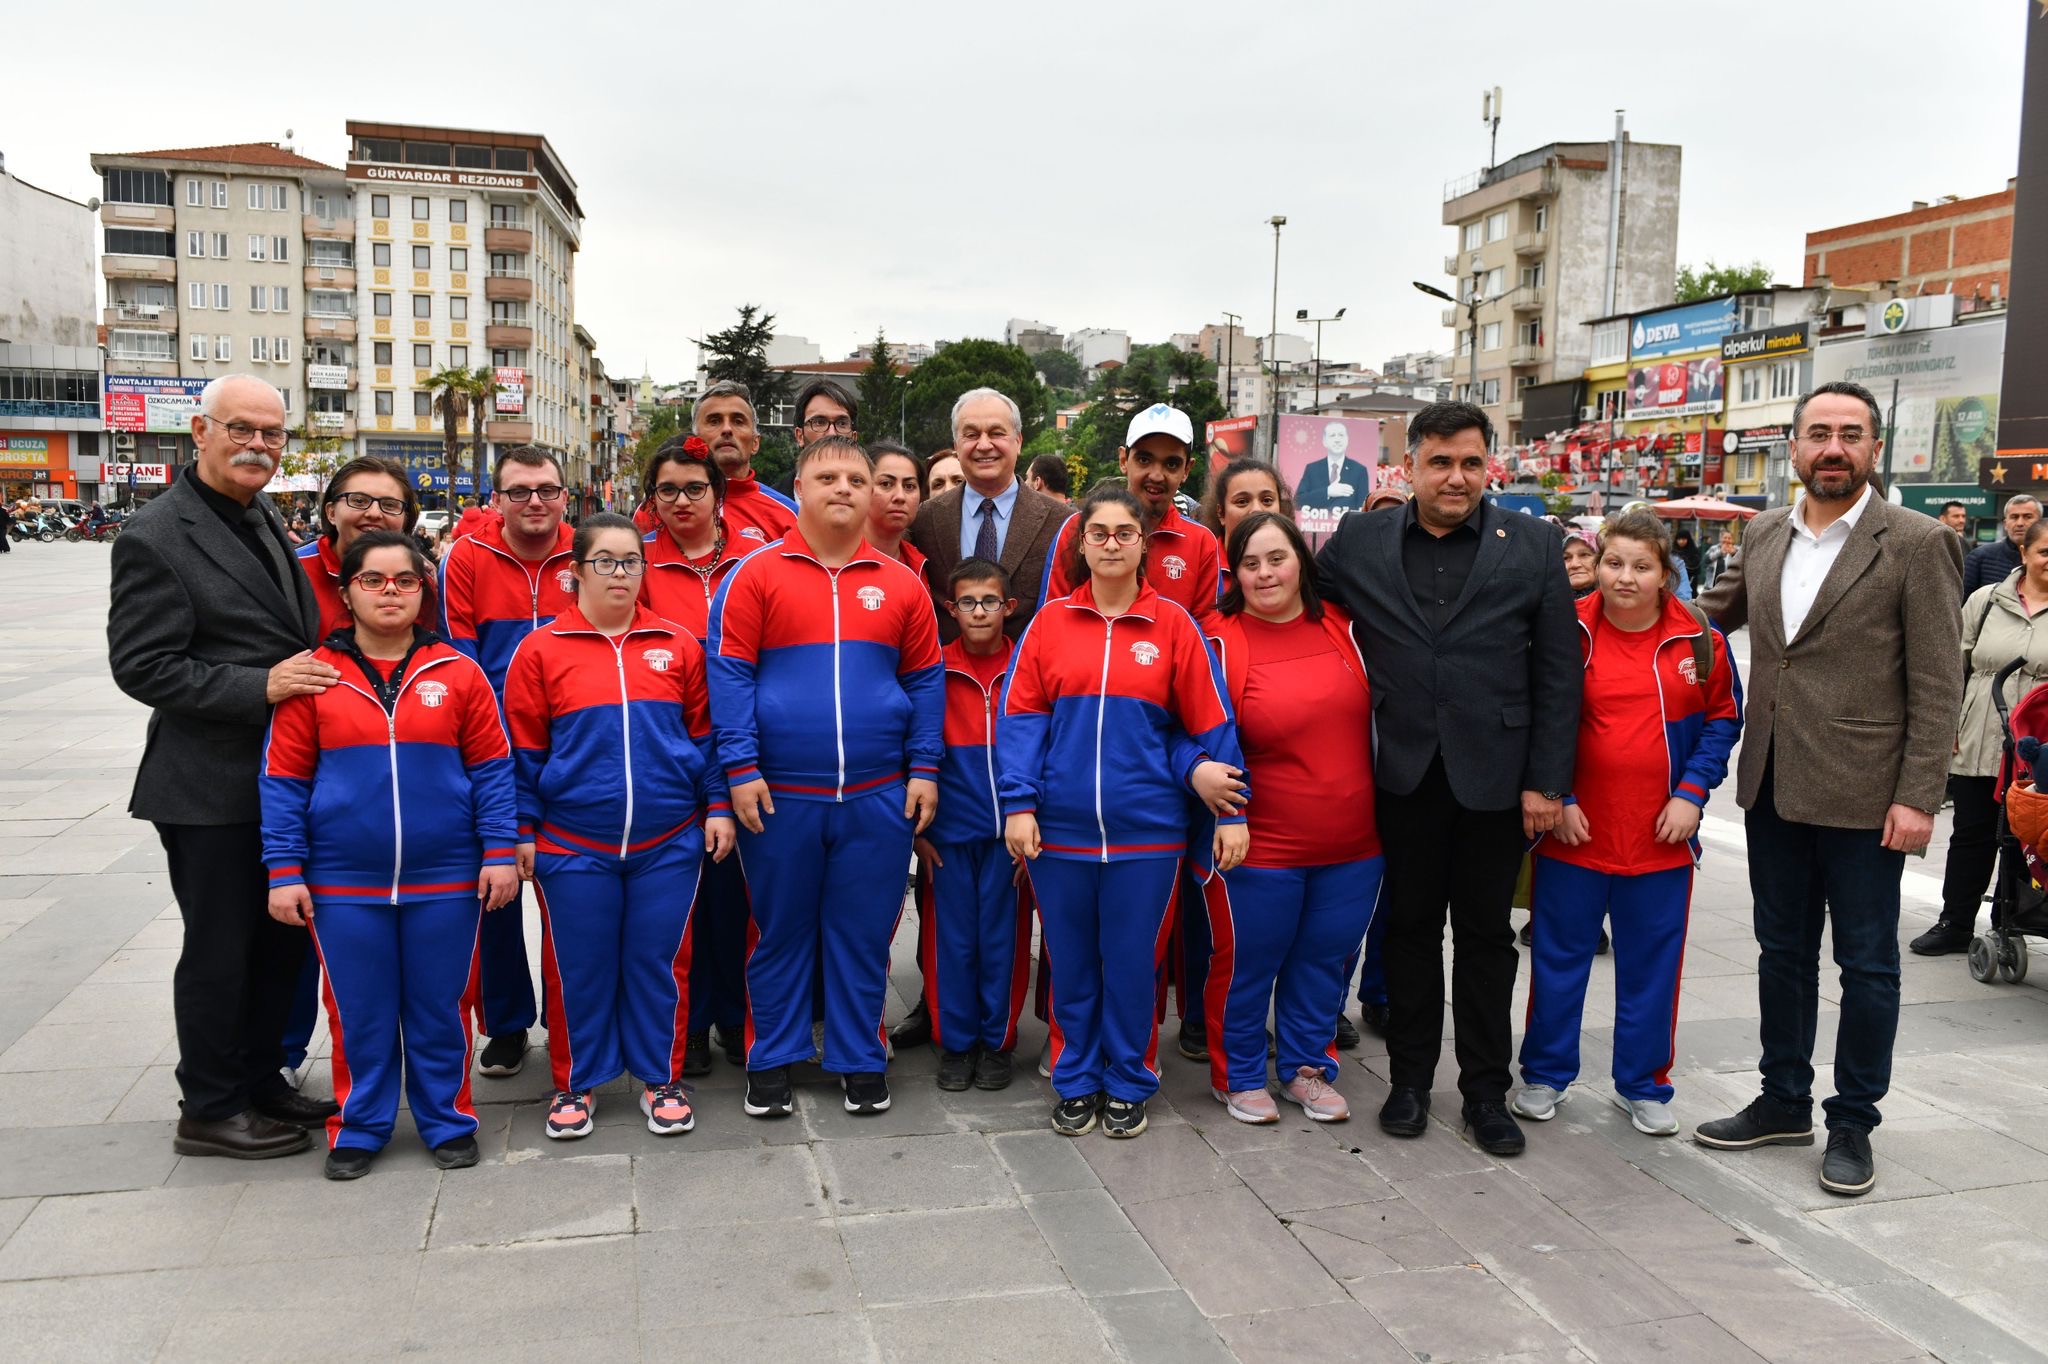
[1481, 87, 1503, 169]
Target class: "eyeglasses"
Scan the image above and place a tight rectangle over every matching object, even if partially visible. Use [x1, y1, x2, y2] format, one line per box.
[337, 491, 407, 516]
[349, 571, 424, 594]
[582, 555, 646, 576]
[1798, 426, 1869, 450]
[652, 481, 714, 504]
[203, 415, 288, 448]
[1082, 525, 1143, 546]
[801, 415, 855, 435]
[951, 596, 1007, 614]
[503, 484, 567, 503]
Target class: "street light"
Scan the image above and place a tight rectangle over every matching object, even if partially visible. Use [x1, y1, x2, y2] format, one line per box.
[1295, 307, 1345, 415]
[1413, 273, 1484, 409]
[1220, 310, 1241, 413]
[1267, 216, 1286, 454]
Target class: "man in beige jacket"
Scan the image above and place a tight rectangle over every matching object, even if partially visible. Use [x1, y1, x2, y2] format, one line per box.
[1689, 380, 1963, 1198]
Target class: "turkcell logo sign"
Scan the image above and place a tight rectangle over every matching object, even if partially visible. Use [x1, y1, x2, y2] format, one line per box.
[1628, 298, 1740, 362]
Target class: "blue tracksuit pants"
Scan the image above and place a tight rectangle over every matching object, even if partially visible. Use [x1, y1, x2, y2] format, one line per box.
[737, 784, 914, 1074]
[686, 852, 750, 1035]
[1206, 857, 1383, 1093]
[1031, 856, 1179, 1103]
[1518, 857, 1692, 1102]
[535, 828, 702, 1094]
[924, 838, 1031, 1054]
[475, 879, 538, 1037]
[309, 894, 482, 1152]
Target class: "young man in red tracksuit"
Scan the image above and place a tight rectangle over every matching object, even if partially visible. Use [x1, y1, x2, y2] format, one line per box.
[920, 558, 1030, 1093]
[437, 447, 577, 1076]
[641, 379, 798, 552]
[707, 435, 943, 1119]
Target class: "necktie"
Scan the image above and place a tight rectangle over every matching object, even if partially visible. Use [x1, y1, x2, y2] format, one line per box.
[974, 497, 1000, 563]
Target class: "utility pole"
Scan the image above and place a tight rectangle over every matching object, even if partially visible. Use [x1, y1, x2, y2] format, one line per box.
[1296, 308, 1346, 415]
[1221, 310, 1240, 414]
[1881, 377, 1900, 495]
[1268, 216, 1287, 456]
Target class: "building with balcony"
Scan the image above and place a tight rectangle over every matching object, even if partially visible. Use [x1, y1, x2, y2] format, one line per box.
[343, 121, 583, 501]
[1440, 134, 1681, 445]
[0, 156, 101, 502]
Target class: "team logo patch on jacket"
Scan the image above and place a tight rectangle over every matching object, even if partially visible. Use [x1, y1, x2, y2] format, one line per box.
[1130, 641, 1160, 666]
[556, 569, 577, 594]
[642, 648, 674, 672]
[740, 526, 766, 541]
[416, 680, 449, 707]
[857, 586, 886, 611]
[1677, 656, 1698, 687]
[1162, 554, 1187, 581]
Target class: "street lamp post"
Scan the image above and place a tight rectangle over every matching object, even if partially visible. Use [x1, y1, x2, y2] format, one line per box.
[1412, 272, 1484, 409]
[1267, 215, 1286, 456]
[1295, 307, 1346, 415]
[1220, 310, 1240, 413]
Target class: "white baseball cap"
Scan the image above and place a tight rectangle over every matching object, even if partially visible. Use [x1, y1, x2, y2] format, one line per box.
[1124, 403, 1194, 450]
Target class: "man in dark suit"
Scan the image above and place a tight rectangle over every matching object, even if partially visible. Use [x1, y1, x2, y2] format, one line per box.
[108, 374, 341, 1159]
[1293, 418, 1375, 512]
[908, 386, 1069, 643]
[1315, 401, 1582, 1155]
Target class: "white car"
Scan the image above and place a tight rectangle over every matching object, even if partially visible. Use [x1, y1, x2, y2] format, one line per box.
[416, 509, 452, 538]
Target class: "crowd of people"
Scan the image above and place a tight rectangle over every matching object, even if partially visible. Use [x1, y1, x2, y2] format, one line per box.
[106, 370, 1962, 1203]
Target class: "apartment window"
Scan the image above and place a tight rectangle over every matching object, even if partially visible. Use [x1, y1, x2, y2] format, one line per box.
[495, 148, 529, 172]
[1462, 222, 1482, 252]
[412, 196, 430, 221]
[373, 242, 391, 268]
[212, 182, 227, 208]
[212, 232, 229, 257]
[214, 336, 232, 361]
[1591, 319, 1626, 365]
[1740, 366, 1764, 403]
[414, 392, 433, 417]
[250, 286, 266, 312]
[1484, 266, 1506, 297]
[1455, 331, 1472, 358]
[1741, 297, 1775, 331]
[372, 342, 392, 365]
[251, 336, 269, 362]
[371, 194, 390, 219]
[186, 230, 204, 257]
[450, 248, 468, 272]
[273, 287, 289, 313]
[1534, 205, 1548, 233]
[1479, 378, 1501, 405]
[451, 346, 467, 367]
[455, 146, 492, 170]
[490, 204, 522, 227]
[278, 386, 292, 414]
[188, 281, 206, 309]
[190, 335, 207, 361]
[450, 296, 468, 320]
[412, 295, 432, 319]
[1771, 359, 1800, 399]
[490, 253, 518, 275]
[271, 185, 288, 211]
[414, 344, 432, 368]
[413, 245, 431, 269]
[248, 234, 267, 261]
[1481, 322, 1502, 350]
[1517, 320, 1541, 346]
[1520, 261, 1545, 289]
[1485, 210, 1508, 242]
[247, 183, 263, 210]
[104, 228, 174, 257]
[273, 237, 289, 263]
[309, 290, 352, 316]
[375, 391, 394, 416]
[213, 284, 230, 310]
[373, 294, 392, 317]
[100, 168, 171, 205]
[185, 179, 203, 206]
[274, 337, 291, 363]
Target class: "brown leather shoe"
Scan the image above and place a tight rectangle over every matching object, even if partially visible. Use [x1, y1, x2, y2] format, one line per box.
[252, 1088, 340, 1127]
[174, 1109, 315, 1159]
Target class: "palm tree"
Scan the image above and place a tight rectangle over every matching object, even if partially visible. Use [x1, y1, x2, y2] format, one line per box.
[424, 365, 472, 505]
[465, 366, 504, 496]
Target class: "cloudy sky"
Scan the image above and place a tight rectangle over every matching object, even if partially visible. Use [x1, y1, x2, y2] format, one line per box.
[8, 0, 2028, 379]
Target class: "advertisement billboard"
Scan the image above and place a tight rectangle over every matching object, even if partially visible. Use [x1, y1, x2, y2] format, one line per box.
[1812, 318, 2005, 482]
[369, 439, 485, 497]
[102, 462, 170, 484]
[1721, 323, 1810, 363]
[1205, 415, 1259, 465]
[105, 375, 209, 434]
[1624, 357, 1724, 421]
[494, 367, 526, 415]
[307, 364, 349, 390]
[1275, 414, 1381, 545]
[1629, 298, 1740, 362]
[0, 435, 53, 468]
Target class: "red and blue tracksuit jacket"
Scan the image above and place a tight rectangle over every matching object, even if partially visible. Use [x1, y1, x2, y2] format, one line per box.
[719, 474, 798, 553]
[297, 535, 440, 640]
[438, 519, 577, 694]
[930, 637, 1012, 846]
[640, 527, 740, 644]
[259, 632, 519, 903]
[705, 529, 943, 800]
[1042, 503, 1222, 631]
[998, 579, 1245, 862]
[502, 604, 730, 855]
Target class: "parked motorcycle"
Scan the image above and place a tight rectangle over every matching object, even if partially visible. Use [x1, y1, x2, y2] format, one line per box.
[63, 517, 121, 543]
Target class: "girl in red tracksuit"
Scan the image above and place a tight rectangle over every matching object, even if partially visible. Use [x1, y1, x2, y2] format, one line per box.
[261, 530, 521, 1181]
[503, 514, 736, 1142]
[1001, 487, 1248, 1141]
[1515, 509, 1742, 1138]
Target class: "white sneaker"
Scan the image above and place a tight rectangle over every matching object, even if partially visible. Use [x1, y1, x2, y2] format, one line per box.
[279, 1065, 303, 1092]
[1511, 1083, 1564, 1121]
[1212, 1085, 1279, 1124]
[1617, 1094, 1678, 1136]
[1037, 1038, 1053, 1079]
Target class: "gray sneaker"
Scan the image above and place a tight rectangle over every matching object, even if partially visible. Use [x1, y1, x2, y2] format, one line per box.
[1511, 1083, 1564, 1121]
[1616, 1094, 1678, 1136]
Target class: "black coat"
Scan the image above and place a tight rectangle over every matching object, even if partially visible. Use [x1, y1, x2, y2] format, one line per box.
[1314, 500, 1583, 810]
[1963, 536, 2022, 601]
[107, 472, 321, 825]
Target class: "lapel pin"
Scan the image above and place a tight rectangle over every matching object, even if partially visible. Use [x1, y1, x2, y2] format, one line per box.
[1496, 528, 1507, 537]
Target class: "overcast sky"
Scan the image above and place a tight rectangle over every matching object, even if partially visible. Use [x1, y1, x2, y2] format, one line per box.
[7, 0, 2028, 380]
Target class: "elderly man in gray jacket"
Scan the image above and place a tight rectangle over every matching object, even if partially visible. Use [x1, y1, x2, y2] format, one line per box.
[108, 375, 342, 1159]
[1692, 380, 1963, 1198]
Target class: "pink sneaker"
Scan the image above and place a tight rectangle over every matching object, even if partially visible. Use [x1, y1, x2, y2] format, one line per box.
[1281, 1067, 1350, 1122]
[545, 1089, 594, 1139]
[640, 1083, 694, 1135]
[1212, 1085, 1279, 1124]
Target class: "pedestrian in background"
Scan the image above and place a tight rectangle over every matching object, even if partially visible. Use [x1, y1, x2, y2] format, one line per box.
[1964, 495, 2039, 599]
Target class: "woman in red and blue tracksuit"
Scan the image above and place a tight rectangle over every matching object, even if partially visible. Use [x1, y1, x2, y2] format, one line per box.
[502, 514, 735, 1140]
[1001, 486, 1247, 1139]
[260, 530, 520, 1178]
[1517, 509, 1741, 1135]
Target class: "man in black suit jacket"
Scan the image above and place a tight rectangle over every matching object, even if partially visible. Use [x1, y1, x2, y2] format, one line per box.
[1315, 401, 1582, 1155]
[108, 375, 341, 1159]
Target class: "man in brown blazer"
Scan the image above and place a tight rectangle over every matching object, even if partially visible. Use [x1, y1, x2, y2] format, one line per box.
[1691, 380, 1963, 1199]
[907, 387, 1071, 642]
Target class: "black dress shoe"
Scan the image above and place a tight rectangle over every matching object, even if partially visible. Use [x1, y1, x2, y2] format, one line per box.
[1358, 1002, 1391, 1037]
[1909, 919, 1975, 956]
[1378, 1085, 1430, 1138]
[174, 1109, 314, 1159]
[936, 1048, 976, 1091]
[890, 999, 932, 1049]
[1820, 1128, 1876, 1196]
[1462, 1100, 1526, 1156]
[973, 1048, 1014, 1091]
[252, 1088, 341, 1127]
[324, 1147, 375, 1180]
[1333, 1012, 1361, 1050]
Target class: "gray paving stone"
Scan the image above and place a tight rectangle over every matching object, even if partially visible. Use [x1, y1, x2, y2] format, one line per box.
[797, 1073, 962, 1141]
[0, 1196, 30, 1250]
[1347, 1264, 1571, 1360]
[37, 979, 172, 1024]
[208, 1168, 440, 1262]
[868, 1288, 1114, 1363]
[405, 1235, 638, 1348]
[1812, 1192, 2048, 1296]
[816, 1130, 1013, 1214]
[637, 1220, 858, 1327]
[0, 1018, 173, 1071]
[1091, 1287, 1238, 1364]
[0, 1183, 241, 1278]
[635, 1142, 827, 1229]
[1079, 1121, 1239, 1206]
[1843, 1279, 2048, 1364]
[0, 1066, 142, 1126]
[649, 1311, 879, 1363]
[426, 1152, 632, 1247]
[1391, 1166, 1605, 1253]
[166, 1252, 424, 1361]
[84, 945, 179, 983]
[1226, 1138, 1393, 1214]
[1126, 1186, 1348, 1317]
[1873, 1115, 2048, 1192]
[842, 1204, 1065, 1307]
[0, 1266, 194, 1360]
[1577, 1314, 1770, 1364]
[1480, 1243, 1697, 1332]
[989, 1128, 1101, 1194]
[1023, 1187, 1176, 1297]
[1212, 1300, 1415, 1363]
[1286, 1198, 1475, 1270]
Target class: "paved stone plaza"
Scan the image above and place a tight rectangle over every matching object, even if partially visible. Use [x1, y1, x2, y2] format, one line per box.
[2, 540, 2046, 1362]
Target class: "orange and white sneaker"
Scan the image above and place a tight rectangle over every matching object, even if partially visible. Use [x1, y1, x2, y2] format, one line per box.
[1281, 1067, 1350, 1122]
[641, 1083, 695, 1136]
[545, 1089, 595, 1140]
[1213, 1085, 1279, 1125]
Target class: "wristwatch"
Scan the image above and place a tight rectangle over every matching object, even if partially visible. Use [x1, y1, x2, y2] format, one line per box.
[1540, 790, 1564, 801]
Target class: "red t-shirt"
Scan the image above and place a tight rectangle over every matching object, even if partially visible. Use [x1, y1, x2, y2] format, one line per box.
[1540, 620, 1691, 875]
[1236, 614, 1379, 868]
[957, 644, 1008, 691]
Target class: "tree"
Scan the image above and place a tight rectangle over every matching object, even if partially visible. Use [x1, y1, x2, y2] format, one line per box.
[856, 328, 907, 445]
[753, 428, 797, 491]
[1031, 347, 1082, 392]
[696, 304, 793, 420]
[424, 365, 473, 503]
[1675, 259, 1775, 303]
[1063, 344, 1228, 496]
[899, 339, 1050, 456]
[632, 406, 685, 478]
[464, 366, 503, 495]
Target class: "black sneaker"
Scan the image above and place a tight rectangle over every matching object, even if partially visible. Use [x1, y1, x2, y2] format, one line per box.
[744, 1066, 794, 1118]
[1176, 1018, 1207, 1062]
[477, 1029, 527, 1077]
[1596, 927, 1610, 955]
[1693, 1095, 1815, 1149]
[1102, 1097, 1148, 1138]
[1359, 1001, 1391, 1037]
[1333, 1012, 1361, 1050]
[890, 999, 932, 1050]
[1052, 1093, 1100, 1136]
[323, 1146, 375, 1181]
[1909, 919, 1974, 956]
[681, 1030, 712, 1078]
[842, 1072, 891, 1114]
[1519, 920, 1534, 946]
[430, 1135, 480, 1170]
[713, 1022, 746, 1067]
[936, 1049, 976, 1092]
[973, 1048, 1014, 1091]
[1820, 1128, 1876, 1196]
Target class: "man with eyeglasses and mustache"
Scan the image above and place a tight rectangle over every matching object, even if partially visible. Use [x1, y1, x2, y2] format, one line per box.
[438, 445, 579, 1079]
[695, 379, 797, 548]
[109, 374, 339, 1159]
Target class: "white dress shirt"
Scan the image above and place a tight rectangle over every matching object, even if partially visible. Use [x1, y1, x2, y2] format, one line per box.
[1781, 484, 1872, 640]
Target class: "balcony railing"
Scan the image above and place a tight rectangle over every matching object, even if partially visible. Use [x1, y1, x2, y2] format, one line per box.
[308, 301, 357, 318]
[489, 310, 530, 326]
[1513, 231, 1547, 256]
[1510, 286, 1545, 311]
[487, 212, 528, 229]
[1506, 343, 1544, 366]
[488, 268, 529, 279]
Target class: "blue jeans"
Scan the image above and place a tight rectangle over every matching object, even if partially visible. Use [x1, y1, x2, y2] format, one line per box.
[1744, 759, 1905, 1132]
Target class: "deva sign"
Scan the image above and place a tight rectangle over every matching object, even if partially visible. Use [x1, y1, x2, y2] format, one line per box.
[1629, 298, 1740, 363]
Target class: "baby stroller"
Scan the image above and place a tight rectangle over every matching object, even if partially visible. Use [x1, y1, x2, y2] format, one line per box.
[1979, 658, 2048, 983]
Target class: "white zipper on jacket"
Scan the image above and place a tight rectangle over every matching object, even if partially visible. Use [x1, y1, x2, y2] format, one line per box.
[332, 654, 457, 904]
[1094, 618, 1114, 862]
[983, 690, 1001, 836]
[830, 567, 847, 801]
[611, 635, 635, 857]
[473, 537, 568, 629]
